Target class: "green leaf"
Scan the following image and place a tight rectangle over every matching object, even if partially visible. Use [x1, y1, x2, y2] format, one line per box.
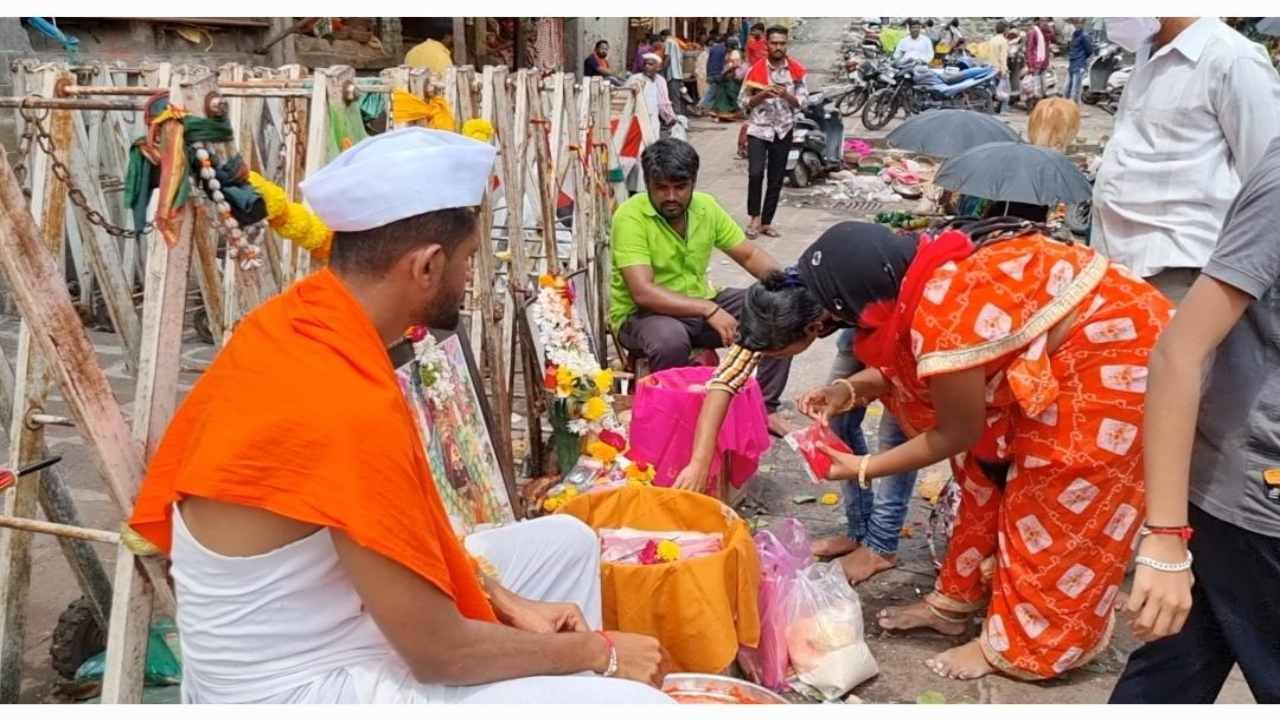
[916, 691, 947, 704]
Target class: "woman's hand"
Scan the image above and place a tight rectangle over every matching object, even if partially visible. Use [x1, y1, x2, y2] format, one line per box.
[1126, 534, 1194, 642]
[817, 442, 863, 482]
[798, 383, 852, 423]
[672, 461, 711, 493]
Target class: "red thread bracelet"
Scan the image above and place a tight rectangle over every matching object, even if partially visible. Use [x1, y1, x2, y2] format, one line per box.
[595, 630, 618, 677]
[1143, 525, 1194, 541]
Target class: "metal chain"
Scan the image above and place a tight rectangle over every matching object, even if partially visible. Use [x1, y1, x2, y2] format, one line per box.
[20, 104, 153, 238]
[11, 100, 41, 193]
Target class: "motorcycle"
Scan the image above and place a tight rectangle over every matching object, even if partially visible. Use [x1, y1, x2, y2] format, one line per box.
[861, 59, 998, 131]
[833, 54, 891, 117]
[787, 91, 845, 188]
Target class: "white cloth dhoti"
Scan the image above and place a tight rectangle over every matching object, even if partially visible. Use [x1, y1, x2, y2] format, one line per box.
[172, 505, 670, 704]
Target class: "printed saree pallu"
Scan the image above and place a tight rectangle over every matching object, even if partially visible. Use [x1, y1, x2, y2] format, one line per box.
[882, 234, 1173, 679]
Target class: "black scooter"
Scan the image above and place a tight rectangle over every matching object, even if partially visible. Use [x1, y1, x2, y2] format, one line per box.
[786, 91, 844, 188]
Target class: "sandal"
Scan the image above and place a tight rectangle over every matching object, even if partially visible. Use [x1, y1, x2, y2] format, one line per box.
[745, 227, 760, 239]
[760, 227, 781, 238]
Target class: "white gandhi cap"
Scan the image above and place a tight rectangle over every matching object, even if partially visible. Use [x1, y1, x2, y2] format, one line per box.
[300, 127, 497, 233]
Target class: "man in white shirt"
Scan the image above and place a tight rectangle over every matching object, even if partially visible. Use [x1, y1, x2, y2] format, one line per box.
[1090, 17, 1280, 303]
[629, 53, 678, 139]
[893, 19, 935, 65]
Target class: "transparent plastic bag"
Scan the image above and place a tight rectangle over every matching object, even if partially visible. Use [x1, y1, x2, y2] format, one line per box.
[784, 561, 878, 700]
[737, 518, 810, 691]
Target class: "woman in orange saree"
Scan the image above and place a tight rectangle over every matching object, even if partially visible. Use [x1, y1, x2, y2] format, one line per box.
[725, 218, 1172, 680]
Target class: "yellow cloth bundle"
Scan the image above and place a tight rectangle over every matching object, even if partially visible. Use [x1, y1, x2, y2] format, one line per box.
[391, 90, 455, 130]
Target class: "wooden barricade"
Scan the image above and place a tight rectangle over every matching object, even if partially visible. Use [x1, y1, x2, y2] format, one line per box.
[0, 60, 650, 702]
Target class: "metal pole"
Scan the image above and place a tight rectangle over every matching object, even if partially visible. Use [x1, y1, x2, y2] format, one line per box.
[0, 97, 145, 112]
[59, 85, 162, 96]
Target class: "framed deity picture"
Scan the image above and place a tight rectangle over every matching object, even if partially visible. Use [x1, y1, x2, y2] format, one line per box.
[392, 329, 517, 535]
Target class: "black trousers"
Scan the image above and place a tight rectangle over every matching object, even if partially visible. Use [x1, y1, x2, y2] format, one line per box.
[1109, 504, 1280, 703]
[617, 287, 792, 413]
[746, 132, 791, 226]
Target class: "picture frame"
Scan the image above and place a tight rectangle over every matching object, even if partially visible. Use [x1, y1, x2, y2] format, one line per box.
[392, 329, 520, 535]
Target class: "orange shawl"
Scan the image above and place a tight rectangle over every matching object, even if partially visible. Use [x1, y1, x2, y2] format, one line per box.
[129, 269, 496, 623]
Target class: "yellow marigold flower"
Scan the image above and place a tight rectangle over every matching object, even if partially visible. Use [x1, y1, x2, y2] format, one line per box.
[656, 539, 681, 562]
[627, 479, 645, 488]
[462, 118, 494, 142]
[539, 274, 557, 288]
[594, 369, 614, 395]
[543, 497, 561, 512]
[555, 365, 575, 387]
[562, 485, 579, 498]
[582, 395, 608, 422]
[820, 492, 840, 506]
[586, 440, 618, 464]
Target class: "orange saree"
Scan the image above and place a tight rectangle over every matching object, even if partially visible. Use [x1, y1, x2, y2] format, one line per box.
[880, 232, 1172, 679]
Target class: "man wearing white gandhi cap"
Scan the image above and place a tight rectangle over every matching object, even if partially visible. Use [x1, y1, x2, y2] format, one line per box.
[134, 128, 671, 704]
[629, 52, 679, 140]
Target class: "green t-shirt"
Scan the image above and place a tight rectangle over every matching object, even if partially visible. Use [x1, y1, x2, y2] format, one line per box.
[608, 192, 746, 333]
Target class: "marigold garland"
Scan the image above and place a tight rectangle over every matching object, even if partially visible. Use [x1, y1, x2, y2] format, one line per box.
[461, 118, 494, 143]
[247, 171, 334, 257]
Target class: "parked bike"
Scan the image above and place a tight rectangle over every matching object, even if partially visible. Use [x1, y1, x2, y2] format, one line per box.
[833, 53, 892, 117]
[861, 59, 998, 131]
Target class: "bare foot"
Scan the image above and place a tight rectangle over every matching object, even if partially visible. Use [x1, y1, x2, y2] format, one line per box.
[811, 535, 858, 559]
[924, 639, 994, 680]
[839, 546, 896, 585]
[766, 412, 793, 438]
[877, 601, 968, 636]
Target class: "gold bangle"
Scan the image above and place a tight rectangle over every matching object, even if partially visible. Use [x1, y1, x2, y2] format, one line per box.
[857, 455, 871, 489]
[834, 377, 858, 413]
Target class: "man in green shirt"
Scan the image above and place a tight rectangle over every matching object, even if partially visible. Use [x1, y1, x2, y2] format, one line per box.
[610, 138, 792, 428]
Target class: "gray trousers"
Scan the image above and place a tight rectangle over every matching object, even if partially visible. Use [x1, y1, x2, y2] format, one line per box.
[618, 287, 792, 412]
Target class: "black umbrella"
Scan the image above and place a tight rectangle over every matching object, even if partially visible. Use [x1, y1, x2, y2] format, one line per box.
[885, 109, 1021, 158]
[934, 141, 1092, 206]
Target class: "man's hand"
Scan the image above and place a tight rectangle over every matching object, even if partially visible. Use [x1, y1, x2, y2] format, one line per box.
[501, 597, 589, 634]
[706, 306, 738, 346]
[816, 442, 863, 482]
[1126, 535, 1194, 642]
[605, 632, 666, 687]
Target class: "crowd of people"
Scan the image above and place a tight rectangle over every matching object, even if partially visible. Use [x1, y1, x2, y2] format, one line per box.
[116, 16, 1280, 706]
[609, 15, 1280, 700]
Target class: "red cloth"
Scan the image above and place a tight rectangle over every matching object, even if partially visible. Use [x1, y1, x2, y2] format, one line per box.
[746, 37, 768, 66]
[742, 56, 807, 90]
[855, 230, 975, 370]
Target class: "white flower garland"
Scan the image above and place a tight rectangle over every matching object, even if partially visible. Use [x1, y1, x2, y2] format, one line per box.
[412, 333, 458, 411]
[529, 282, 622, 436]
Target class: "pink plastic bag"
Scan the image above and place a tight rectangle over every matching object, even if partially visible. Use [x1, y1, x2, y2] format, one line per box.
[737, 518, 811, 691]
[627, 366, 771, 490]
